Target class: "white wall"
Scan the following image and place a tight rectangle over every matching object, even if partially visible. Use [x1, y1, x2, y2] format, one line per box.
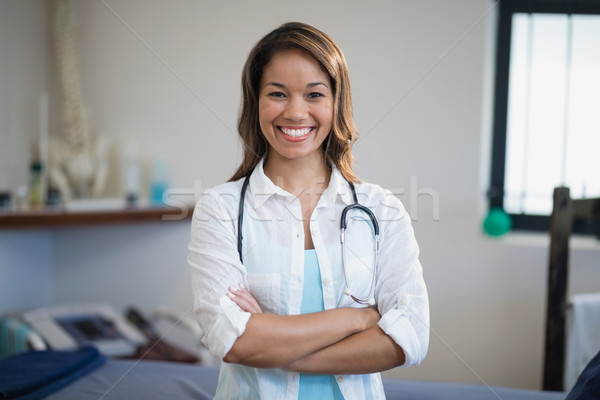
[2, 0, 600, 391]
[52, 222, 192, 314]
[0, 0, 54, 314]
[0, 0, 52, 194]
[0, 230, 53, 313]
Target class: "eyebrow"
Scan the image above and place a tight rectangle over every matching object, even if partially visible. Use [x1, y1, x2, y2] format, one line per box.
[263, 81, 329, 89]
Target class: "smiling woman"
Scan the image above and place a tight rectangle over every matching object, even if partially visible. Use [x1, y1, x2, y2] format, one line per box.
[188, 22, 429, 400]
[258, 48, 333, 166]
[231, 22, 359, 184]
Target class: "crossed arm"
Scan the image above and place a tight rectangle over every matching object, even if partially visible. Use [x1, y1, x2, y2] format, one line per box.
[223, 286, 405, 374]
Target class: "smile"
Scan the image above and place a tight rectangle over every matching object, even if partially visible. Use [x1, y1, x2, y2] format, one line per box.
[279, 126, 315, 138]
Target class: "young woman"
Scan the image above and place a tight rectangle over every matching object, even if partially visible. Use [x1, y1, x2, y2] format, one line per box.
[188, 22, 429, 399]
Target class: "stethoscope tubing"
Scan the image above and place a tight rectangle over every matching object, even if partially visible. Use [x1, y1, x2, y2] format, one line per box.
[237, 171, 380, 305]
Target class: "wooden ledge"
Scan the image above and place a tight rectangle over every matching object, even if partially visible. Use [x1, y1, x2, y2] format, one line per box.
[0, 207, 192, 229]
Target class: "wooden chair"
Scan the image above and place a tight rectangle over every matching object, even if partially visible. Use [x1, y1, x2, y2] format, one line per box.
[543, 187, 600, 391]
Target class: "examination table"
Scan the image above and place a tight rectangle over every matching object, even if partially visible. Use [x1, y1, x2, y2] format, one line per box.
[44, 358, 567, 400]
[5, 345, 595, 399]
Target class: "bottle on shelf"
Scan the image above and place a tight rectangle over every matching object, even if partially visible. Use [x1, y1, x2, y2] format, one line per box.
[149, 159, 169, 207]
[123, 141, 141, 207]
[29, 161, 45, 209]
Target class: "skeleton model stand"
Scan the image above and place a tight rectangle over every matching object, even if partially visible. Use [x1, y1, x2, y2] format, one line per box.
[49, 0, 109, 203]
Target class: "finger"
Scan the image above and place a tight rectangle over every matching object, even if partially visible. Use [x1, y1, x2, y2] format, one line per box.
[228, 287, 263, 313]
[239, 292, 263, 314]
[237, 288, 264, 313]
[228, 290, 253, 311]
[239, 292, 263, 313]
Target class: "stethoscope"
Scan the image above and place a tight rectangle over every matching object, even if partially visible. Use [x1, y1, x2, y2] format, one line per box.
[237, 171, 380, 306]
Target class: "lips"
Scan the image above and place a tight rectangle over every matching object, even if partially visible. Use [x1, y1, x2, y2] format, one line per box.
[278, 126, 315, 141]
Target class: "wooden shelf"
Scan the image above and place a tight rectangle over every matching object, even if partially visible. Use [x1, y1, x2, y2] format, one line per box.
[0, 206, 193, 229]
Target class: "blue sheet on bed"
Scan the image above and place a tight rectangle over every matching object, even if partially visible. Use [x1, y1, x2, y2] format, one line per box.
[44, 359, 567, 400]
[0, 346, 106, 400]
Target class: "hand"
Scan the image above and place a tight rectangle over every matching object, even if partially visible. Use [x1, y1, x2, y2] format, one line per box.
[359, 307, 381, 331]
[228, 284, 263, 313]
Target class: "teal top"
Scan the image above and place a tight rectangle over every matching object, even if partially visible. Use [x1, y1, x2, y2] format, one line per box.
[298, 249, 344, 400]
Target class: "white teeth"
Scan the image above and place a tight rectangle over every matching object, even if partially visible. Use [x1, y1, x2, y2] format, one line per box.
[280, 127, 312, 137]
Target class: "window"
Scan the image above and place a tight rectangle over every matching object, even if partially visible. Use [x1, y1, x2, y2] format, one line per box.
[490, 0, 600, 234]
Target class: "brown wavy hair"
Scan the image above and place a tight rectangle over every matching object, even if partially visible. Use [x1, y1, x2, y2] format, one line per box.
[229, 22, 359, 183]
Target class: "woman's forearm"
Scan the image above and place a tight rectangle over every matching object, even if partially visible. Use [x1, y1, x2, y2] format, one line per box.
[283, 325, 405, 375]
[223, 307, 379, 368]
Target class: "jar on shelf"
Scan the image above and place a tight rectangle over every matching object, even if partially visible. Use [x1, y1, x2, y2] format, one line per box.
[29, 161, 44, 209]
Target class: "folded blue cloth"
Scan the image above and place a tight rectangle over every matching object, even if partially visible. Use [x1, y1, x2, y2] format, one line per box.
[566, 347, 600, 400]
[0, 346, 106, 400]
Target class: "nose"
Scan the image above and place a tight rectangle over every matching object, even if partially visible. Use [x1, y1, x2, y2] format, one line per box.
[283, 96, 308, 121]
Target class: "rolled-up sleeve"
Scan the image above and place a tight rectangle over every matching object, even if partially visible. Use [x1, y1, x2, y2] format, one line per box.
[188, 188, 251, 359]
[375, 190, 429, 367]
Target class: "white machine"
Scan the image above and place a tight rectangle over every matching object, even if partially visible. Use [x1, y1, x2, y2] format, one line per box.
[21, 303, 147, 357]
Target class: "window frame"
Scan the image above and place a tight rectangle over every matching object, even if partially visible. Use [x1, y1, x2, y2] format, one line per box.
[490, 0, 600, 234]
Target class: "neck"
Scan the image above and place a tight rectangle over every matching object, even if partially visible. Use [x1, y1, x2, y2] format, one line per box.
[263, 152, 331, 195]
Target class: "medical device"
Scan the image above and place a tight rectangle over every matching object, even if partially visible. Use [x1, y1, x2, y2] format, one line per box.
[21, 303, 147, 357]
[237, 173, 380, 306]
[3, 304, 209, 364]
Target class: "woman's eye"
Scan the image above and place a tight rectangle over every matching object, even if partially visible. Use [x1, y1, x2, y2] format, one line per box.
[308, 92, 324, 99]
[268, 92, 285, 98]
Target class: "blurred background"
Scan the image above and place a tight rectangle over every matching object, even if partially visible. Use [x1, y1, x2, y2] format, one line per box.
[1, 0, 599, 391]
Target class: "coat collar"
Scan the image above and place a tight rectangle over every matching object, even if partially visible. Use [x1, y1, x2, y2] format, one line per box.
[247, 157, 355, 209]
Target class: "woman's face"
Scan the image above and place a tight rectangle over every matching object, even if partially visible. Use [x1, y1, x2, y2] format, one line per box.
[258, 49, 334, 166]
